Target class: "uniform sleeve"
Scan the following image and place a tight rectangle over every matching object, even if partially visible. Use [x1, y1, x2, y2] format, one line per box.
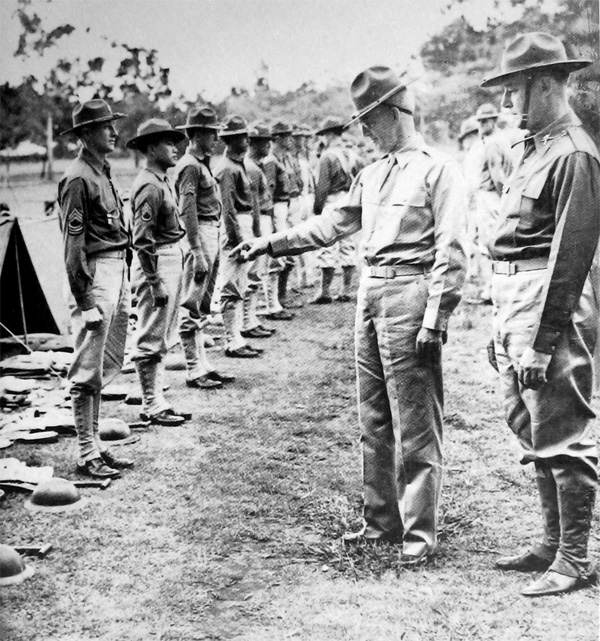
[177, 165, 201, 250]
[485, 138, 512, 195]
[276, 161, 291, 201]
[533, 152, 600, 354]
[269, 170, 363, 256]
[58, 177, 96, 310]
[422, 160, 468, 331]
[217, 166, 242, 247]
[313, 154, 332, 216]
[132, 183, 162, 285]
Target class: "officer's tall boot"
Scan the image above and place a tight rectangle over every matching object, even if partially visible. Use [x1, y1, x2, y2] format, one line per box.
[496, 462, 560, 572]
[311, 267, 334, 304]
[522, 462, 597, 596]
[72, 386, 119, 478]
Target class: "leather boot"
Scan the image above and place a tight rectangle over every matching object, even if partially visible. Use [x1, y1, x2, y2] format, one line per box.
[522, 463, 597, 597]
[278, 265, 291, 307]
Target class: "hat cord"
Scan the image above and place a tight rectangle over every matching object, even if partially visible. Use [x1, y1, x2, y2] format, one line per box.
[519, 74, 534, 130]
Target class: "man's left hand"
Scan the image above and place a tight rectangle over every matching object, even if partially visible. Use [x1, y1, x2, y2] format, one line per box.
[518, 347, 553, 390]
[416, 328, 444, 361]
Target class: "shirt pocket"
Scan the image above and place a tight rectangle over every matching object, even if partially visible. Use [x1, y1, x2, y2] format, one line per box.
[391, 188, 429, 241]
[517, 177, 545, 234]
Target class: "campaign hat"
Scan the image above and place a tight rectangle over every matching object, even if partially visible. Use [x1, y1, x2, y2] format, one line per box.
[481, 32, 593, 88]
[458, 117, 479, 142]
[126, 118, 185, 150]
[315, 117, 345, 136]
[248, 121, 272, 140]
[346, 66, 413, 127]
[176, 106, 220, 131]
[60, 99, 125, 136]
[271, 121, 293, 136]
[475, 103, 500, 121]
[219, 115, 249, 137]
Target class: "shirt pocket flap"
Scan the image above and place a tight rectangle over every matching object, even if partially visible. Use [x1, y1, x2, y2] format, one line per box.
[391, 189, 427, 208]
[522, 175, 546, 200]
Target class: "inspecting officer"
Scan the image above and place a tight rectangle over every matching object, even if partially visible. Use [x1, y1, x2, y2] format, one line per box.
[483, 32, 600, 597]
[234, 66, 466, 565]
[126, 119, 189, 426]
[174, 107, 233, 388]
[58, 99, 134, 478]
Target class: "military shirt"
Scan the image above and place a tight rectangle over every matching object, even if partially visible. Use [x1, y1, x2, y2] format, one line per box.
[173, 149, 221, 221]
[479, 131, 513, 195]
[130, 167, 185, 285]
[490, 111, 600, 354]
[269, 134, 466, 331]
[214, 151, 253, 248]
[263, 152, 290, 203]
[245, 155, 273, 237]
[313, 146, 361, 215]
[284, 152, 304, 198]
[58, 147, 129, 310]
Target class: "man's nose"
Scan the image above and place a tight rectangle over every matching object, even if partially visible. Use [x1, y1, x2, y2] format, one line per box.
[502, 89, 513, 110]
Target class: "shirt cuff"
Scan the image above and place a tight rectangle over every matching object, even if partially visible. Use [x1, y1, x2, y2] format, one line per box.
[268, 232, 291, 257]
[532, 324, 563, 355]
[422, 307, 449, 332]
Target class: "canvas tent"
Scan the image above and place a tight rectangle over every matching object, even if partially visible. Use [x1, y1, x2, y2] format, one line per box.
[0, 216, 69, 340]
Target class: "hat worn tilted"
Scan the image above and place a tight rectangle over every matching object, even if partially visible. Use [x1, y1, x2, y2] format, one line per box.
[346, 66, 413, 127]
[219, 115, 249, 137]
[126, 118, 185, 150]
[475, 103, 500, 121]
[315, 117, 345, 136]
[481, 32, 592, 88]
[176, 106, 220, 131]
[60, 99, 125, 136]
[248, 121, 272, 140]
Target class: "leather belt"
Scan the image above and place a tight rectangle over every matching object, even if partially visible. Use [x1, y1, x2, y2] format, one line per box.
[96, 249, 126, 259]
[492, 258, 547, 276]
[366, 265, 428, 278]
[198, 219, 220, 227]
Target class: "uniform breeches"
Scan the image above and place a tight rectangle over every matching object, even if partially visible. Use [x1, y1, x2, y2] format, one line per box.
[67, 252, 130, 392]
[356, 274, 444, 557]
[179, 223, 220, 335]
[493, 270, 599, 478]
[132, 243, 183, 360]
[220, 213, 255, 305]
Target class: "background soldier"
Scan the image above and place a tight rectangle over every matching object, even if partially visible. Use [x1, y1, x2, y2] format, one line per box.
[126, 119, 189, 426]
[483, 32, 600, 597]
[312, 116, 362, 304]
[235, 66, 466, 566]
[174, 107, 232, 388]
[57, 99, 133, 479]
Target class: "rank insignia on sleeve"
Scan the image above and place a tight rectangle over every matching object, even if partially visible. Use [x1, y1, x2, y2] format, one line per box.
[67, 209, 84, 235]
[140, 202, 153, 222]
[183, 183, 196, 196]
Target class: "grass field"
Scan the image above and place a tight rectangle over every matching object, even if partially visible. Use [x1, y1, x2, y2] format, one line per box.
[1, 168, 599, 640]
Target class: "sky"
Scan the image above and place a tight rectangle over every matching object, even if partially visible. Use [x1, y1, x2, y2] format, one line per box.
[0, 0, 527, 102]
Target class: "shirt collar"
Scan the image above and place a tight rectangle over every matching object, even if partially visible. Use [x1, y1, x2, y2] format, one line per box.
[187, 146, 209, 164]
[226, 149, 246, 163]
[79, 147, 109, 175]
[526, 111, 580, 155]
[389, 133, 427, 170]
[143, 165, 168, 182]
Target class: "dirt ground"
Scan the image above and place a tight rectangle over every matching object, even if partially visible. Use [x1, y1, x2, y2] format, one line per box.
[1, 169, 599, 640]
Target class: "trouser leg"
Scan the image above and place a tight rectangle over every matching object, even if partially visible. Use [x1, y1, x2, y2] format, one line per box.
[319, 267, 335, 298]
[221, 299, 244, 350]
[71, 385, 98, 464]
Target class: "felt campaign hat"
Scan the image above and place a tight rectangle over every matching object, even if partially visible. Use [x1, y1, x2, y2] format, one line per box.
[219, 115, 249, 137]
[60, 99, 125, 135]
[475, 103, 500, 121]
[458, 117, 480, 142]
[248, 121, 272, 139]
[270, 121, 293, 136]
[481, 32, 593, 88]
[176, 106, 220, 131]
[346, 66, 413, 127]
[126, 118, 185, 150]
[315, 117, 345, 136]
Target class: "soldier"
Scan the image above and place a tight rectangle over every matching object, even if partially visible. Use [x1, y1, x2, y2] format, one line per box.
[242, 122, 276, 339]
[174, 106, 233, 388]
[311, 116, 362, 303]
[473, 102, 514, 303]
[214, 115, 262, 358]
[235, 66, 466, 565]
[483, 32, 600, 597]
[57, 99, 134, 478]
[126, 119, 189, 426]
[261, 123, 294, 321]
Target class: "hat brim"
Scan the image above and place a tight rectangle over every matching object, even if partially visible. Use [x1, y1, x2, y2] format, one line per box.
[481, 59, 592, 88]
[175, 123, 221, 131]
[249, 134, 272, 140]
[344, 81, 409, 128]
[475, 113, 499, 121]
[219, 129, 249, 137]
[125, 130, 186, 150]
[315, 126, 343, 136]
[60, 113, 126, 136]
[458, 128, 479, 142]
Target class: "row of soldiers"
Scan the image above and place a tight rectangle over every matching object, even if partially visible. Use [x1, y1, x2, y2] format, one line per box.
[57, 30, 600, 600]
[56, 103, 364, 479]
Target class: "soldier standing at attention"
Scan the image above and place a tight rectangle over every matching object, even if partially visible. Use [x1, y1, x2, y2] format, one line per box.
[311, 116, 362, 304]
[241, 122, 276, 340]
[261, 123, 294, 321]
[483, 32, 600, 597]
[215, 115, 262, 358]
[174, 107, 233, 388]
[235, 67, 466, 565]
[126, 119, 189, 426]
[58, 99, 134, 479]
